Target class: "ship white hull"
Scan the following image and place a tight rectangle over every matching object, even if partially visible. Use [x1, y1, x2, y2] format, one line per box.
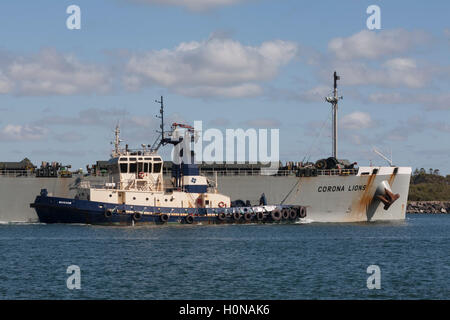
[208, 166, 411, 222]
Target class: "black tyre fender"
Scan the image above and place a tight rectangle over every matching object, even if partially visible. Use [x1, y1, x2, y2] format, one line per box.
[104, 209, 113, 218]
[243, 212, 252, 221]
[233, 211, 241, 221]
[271, 209, 281, 221]
[315, 159, 327, 170]
[133, 212, 142, 221]
[160, 213, 169, 223]
[289, 208, 298, 220]
[217, 212, 227, 221]
[326, 157, 338, 169]
[299, 206, 307, 218]
[281, 208, 290, 220]
[185, 215, 194, 224]
[256, 211, 264, 221]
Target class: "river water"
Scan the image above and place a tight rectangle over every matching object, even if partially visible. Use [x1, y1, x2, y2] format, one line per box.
[0, 214, 448, 299]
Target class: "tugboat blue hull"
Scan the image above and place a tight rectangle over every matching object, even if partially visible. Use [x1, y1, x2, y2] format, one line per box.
[30, 193, 305, 226]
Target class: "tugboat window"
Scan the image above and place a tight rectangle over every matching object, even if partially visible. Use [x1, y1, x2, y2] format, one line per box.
[154, 163, 162, 173]
[138, 162, 143, 173]
[129, 163, 137, 173]
[144, 163, 148, 172]
[120, 163, 128, 173]
[149, 163, 153, 173]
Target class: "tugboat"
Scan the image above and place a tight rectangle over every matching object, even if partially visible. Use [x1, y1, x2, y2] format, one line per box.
[30, 98, 306, 226]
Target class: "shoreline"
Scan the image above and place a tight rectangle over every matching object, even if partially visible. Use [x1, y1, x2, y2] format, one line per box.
[407, 201, 450, 214]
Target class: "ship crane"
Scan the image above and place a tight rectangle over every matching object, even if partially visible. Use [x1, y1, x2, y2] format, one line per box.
[373, 147, 394, 167]
[171, 123, 194, 132]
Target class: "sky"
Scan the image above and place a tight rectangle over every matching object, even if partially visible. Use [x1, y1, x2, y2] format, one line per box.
[0, 0, 449, 174]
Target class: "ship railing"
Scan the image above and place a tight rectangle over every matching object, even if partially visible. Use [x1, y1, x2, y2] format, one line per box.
[316, 168, 358, 176]
[199, 169, 294, 177]
[0, 169, 34, 177]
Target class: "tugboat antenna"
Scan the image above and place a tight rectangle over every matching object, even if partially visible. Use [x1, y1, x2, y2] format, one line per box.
[113, 122, 122, 156]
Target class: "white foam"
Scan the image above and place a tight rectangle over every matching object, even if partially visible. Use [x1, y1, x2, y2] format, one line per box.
[295, 218, 314, 224]
[0, 221, 43, 225]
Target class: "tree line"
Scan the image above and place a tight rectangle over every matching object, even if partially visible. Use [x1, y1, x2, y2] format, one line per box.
[408, 168, 450, 201]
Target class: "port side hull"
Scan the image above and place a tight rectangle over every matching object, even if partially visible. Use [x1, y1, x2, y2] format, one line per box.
[30, 196, 301, 226]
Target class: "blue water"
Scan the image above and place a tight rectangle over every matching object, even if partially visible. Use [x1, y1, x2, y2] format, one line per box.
[0, 214, 449, 299]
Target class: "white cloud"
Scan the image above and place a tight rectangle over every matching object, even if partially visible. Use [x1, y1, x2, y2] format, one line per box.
[368, 91, 450, 110]
[265, 84, 334, 103]
[328, 29, 430, 60]
[0, 124, 49, 141]
[340, 112, 374, 130]
[209, 117, 231, 127]
[124, 37, 298, 97]
[128, 0, 253, 11]
[297, 85, 331, 102]
[368, 92, 410, 104]
[175, 83, 263, 98]
[445, 28, 450, 38]
[38, 108, 130, 127]
[243, 118, 281, 128]
[54, 131, 85, 143]
[0, 49, 111, 96]
[327, 57, 430, 88]
[0, 71, 13, 93]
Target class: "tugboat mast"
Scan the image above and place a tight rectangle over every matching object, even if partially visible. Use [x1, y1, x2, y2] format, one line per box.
[111, 123, 122, 157]
[326, 71, 343, 159]
[151, 96, 165, 152]
[150, 96, 185, 152]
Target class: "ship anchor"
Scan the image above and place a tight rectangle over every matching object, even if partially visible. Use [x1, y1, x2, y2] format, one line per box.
[376, 188, 400, 210]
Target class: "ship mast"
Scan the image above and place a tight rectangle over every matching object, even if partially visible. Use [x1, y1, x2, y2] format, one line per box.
[325, 71, 343, 159]
[150, 96, 182, 152]
[111, 123, 122, 157]
[151, 96, 165, 152]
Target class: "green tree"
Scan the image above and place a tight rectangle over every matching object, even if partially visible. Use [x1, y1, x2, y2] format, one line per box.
[409, 168, 450, 201]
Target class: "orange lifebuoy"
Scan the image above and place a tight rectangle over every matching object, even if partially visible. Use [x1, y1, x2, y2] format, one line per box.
[138, 172, 145, 179]
[218, 201, 226, 208]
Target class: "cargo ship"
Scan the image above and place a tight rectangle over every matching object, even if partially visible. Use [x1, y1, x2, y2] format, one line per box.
[2, 72, 411, 223]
